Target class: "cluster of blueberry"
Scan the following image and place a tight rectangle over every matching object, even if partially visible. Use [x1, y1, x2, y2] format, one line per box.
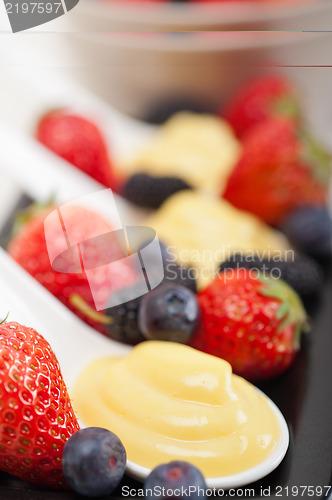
[63, 427, 206, 498]
[103, 242, 200, 345]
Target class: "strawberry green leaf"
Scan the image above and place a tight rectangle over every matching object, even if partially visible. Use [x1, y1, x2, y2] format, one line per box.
[272, 94, 301, 120]
[299, 129, 331, 186]
[258, 274, 308, 349]
[12, 197, 56, 237]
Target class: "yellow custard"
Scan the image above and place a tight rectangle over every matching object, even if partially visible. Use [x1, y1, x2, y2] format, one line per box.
[72, 342, 280, 478]
[146, 191, 290, 289]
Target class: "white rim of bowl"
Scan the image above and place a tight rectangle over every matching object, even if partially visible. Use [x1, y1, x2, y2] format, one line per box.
[78, 0, 328, 29]
[125, 387, 289, 488]
[75, 30, 328, 54]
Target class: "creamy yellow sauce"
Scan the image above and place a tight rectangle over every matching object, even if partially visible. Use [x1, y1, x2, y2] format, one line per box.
[120, 112, 240, 192]
[146, 191, 290, 289]
[72, 342, 280, 478]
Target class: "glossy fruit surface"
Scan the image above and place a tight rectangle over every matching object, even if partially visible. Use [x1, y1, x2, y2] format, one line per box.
[37, 110, 117, 189]
[8, 205, 136, 335]
[144, 460, 206, 500]
[191, 269, 307, 381]
[0, 321, 80, 488]
[138, 284, 200, 343]
[223, 118, 330, 225]
[62, 427, 126, 497]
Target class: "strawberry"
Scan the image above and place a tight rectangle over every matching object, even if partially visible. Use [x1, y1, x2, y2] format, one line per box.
[222, 74, 300, 138]
[222, 118, 330, 226]
[8, 204, 137, 335]
[36, 110, 118, 190]
[190, 269, 307, 381]
[0, 320, 80, 488]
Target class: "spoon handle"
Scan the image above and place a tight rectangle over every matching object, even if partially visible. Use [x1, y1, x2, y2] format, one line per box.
[0, 247, 131, 390]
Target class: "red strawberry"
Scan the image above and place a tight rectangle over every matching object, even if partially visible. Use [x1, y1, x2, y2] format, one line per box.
[0, 320, 80, 488]
[36, 111, 118, 190]
[190, 269, 307, 381]
[8, 205, 137, 335]
[222, 74, 300, 138]
[222, 118, 330, 225]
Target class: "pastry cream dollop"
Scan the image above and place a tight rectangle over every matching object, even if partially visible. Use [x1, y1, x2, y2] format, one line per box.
[146, 190, 290, 289]
[72, 341, 280, 478]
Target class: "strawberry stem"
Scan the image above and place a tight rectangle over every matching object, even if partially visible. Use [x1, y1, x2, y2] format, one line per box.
[12, 198, 55, 238]
[0, 312, 9, 325]
[69, 294, 113, 325]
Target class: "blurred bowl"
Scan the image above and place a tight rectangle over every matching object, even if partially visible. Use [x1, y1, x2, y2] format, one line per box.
[70, 31, 332, 139]
[75, 0, 332, 31]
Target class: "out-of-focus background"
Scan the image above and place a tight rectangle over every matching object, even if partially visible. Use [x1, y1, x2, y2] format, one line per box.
[0, 0, 332, 221]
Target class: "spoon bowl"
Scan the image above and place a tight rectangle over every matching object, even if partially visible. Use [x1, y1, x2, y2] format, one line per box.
[126, 392, 289, 489]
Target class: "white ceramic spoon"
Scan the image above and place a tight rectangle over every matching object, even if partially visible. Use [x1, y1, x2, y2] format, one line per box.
[0, 91, 288, 488]
[0, 248, 289, 488]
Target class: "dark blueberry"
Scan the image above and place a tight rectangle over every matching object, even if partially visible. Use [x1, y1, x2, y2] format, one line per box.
[219, 252, 324, 308]
[62, 427, 126, 497]
[102, 243, 197, 345]
[280, 206, 332, 260]
[144, 98, 211, 125]
[138, 283, 200, 343]
[104, 294, 144, 345]
[122, 173, 191, 210]
[144, 461, 206, 500]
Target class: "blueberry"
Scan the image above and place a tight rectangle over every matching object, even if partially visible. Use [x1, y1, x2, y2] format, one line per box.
[138, 283, 200, 343]
[144, 461, 206, 500]
[143, 98, 210, 125]
[62, 427, 126, 497]
[122, 173, 191, 209]
[105, 293, 144, 345]
[218, 252, 324, 308]
[280, 206, 332, 260]
[102, 242, 196, 345]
